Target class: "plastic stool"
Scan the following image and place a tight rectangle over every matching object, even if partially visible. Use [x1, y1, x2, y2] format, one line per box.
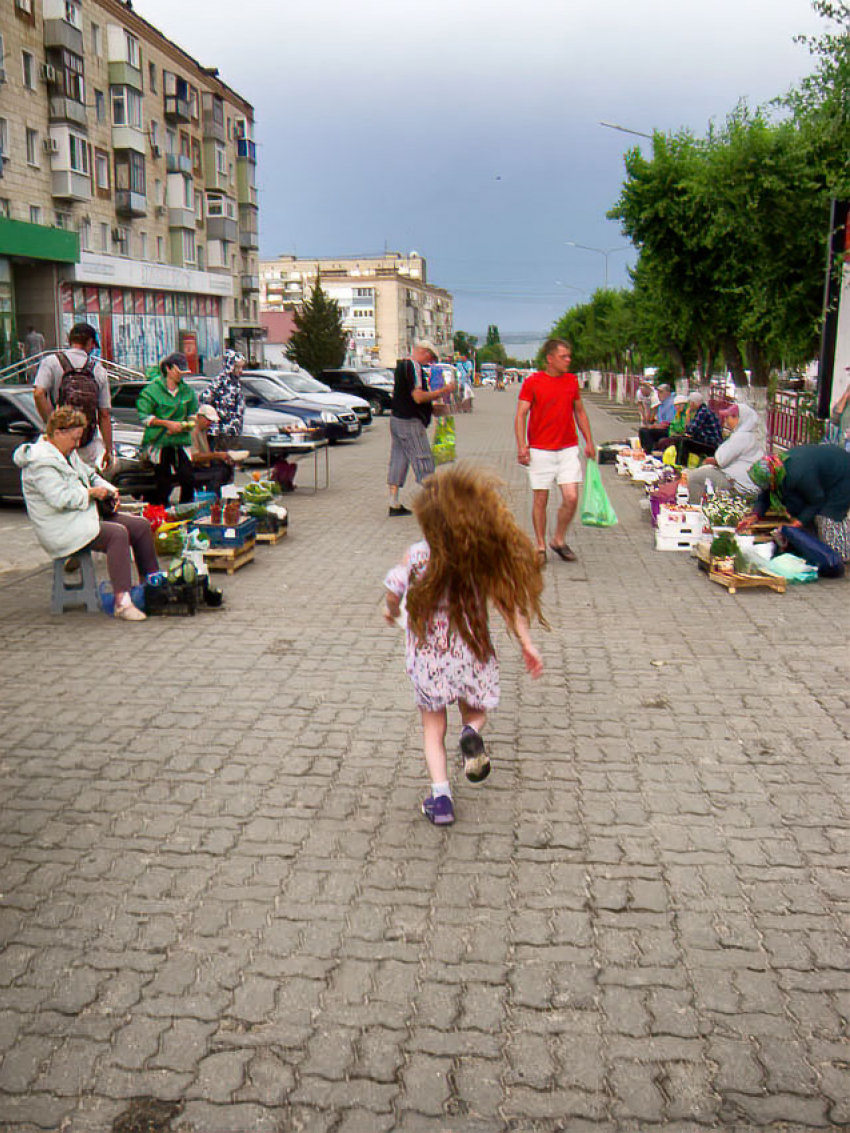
[52, 551, 99, 614]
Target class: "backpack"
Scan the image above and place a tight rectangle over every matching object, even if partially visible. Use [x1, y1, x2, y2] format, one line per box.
[56, 351, 99, 447]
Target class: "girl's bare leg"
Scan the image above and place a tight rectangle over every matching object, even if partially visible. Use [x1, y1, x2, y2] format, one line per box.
[459, 701, 487, 733]
[421, 708, 449, 786]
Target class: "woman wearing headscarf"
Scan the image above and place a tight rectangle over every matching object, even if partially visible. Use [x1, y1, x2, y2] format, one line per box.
[200, 350, 247, 451]
[737, 446, 850, 556]
[686, 403, 764, 503]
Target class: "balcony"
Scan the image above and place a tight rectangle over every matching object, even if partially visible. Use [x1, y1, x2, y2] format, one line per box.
[116, 189, 147, 217]
[164, 94, 191, 123]
[202, 101, 225, 143]
[166, 153, 193, 175]
[48, 95, 87, 128]
[206, 215, 237, 242]
[111, 126, 146, 155]
[236, 138, 256, 163]
[52, 169, 91, 201]
[241, 274, 259, 292]
[43, 19, 83, 53]
[239, 229, 258, 251]
[108, 61, 142, 90]
[168, 206, 195, 230]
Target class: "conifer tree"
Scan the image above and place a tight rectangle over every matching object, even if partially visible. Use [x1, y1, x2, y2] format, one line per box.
[286, 276, 348, 374]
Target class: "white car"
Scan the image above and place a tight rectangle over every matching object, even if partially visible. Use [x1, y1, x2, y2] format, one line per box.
[257, 367, 373, 425]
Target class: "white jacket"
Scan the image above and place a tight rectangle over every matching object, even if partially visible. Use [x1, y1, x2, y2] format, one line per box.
[13, 437, 111, 559]
[714, 403, 764, 493]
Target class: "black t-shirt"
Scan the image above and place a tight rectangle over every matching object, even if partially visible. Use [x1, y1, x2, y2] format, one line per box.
[391, 359, 431, 427]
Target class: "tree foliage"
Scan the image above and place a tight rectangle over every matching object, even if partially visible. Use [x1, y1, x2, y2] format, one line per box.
[453, 330, 478, 356]
[286, 277, 348, 375]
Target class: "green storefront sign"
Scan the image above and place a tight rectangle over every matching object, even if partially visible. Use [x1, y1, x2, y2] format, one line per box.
[0, 218, 80, 262]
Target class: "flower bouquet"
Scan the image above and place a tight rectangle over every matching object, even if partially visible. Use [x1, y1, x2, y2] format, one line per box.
[701, 491, 750, 531]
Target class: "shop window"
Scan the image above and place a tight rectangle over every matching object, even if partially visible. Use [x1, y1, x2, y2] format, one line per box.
[25, 128, 38, 167]
[22, 51, 35, 90]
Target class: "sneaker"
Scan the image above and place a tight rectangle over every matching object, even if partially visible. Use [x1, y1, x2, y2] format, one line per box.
[114, 597, 146, 622]
[422, 794, 455, 825]
[389, 504, 412, 517]
[460, 726, 491, 783]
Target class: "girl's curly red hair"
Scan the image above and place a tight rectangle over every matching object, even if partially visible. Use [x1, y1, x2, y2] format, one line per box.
[407, 462, 547, 664]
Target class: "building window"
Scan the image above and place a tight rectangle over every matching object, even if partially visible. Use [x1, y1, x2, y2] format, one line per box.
[124, 32, 139, 68]
[30, 205, 42, 224]
[0, 119, 8, 161]
[22, 50, 35, 90]
[100, 222, 109, 251]
[0, 199, 11, 219]
[60, 50, 85, 104]
[94, 89, 105, 122]
[155, 178, 163, 205]
[188, 85, 199, 120]
[115, 150, 146, 196]
[157, 235, 164, 261]
[91, 23, 101, 56]
[182, 229, 195, 264]
[63, 2, 81, 29]
[79, 217, 91, 250]
[215, 143, 226, 176]
[69, 133, 89, 175]
[140, 231, 147, 259]
[179, 131, 190, 158]
[183, 175, 192, 209]
[112, 86, 143, 128]
[148, 62, 157, 93]
[94, 148, 110, 191]
[191, 137, 201, 173]
[197, 245, 204, 271]
[165, 128, 177, 155]
[114, 226, 129, 256]
[194, 190, 203, 220]
[54, 210, 72, 228]
[25, 128, 38, 167]
[206, 192, 223, 217]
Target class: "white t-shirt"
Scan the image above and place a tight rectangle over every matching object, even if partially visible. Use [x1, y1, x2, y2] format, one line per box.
[636, 387, 660, 424]
[34, 349, 111, 464]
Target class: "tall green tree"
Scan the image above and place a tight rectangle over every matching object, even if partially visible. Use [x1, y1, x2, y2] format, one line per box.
[286, 276, 348, 375]
[485, 324, 501, 346]
[453, 330, 478, 356]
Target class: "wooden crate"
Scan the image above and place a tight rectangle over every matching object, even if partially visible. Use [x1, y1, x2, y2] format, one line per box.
[203, 538, 255, 574]
[694, 543, 786, 595]
[256, 528, 287, 545]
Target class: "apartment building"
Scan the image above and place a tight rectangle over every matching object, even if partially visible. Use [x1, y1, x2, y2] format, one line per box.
[259, 252, 453, 367]
[0, 0, 262, 373]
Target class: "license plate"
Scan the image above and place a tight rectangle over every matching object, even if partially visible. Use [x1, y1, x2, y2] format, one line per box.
[347, 423, 358, 432]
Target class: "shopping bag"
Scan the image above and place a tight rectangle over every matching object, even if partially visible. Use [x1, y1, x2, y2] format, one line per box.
[777, 525, 845, 578]
[580, 459, 618, 526]
[432, 417, 456, 465]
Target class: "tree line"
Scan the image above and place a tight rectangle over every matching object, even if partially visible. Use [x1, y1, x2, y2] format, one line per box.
[549, 0, 848, 387]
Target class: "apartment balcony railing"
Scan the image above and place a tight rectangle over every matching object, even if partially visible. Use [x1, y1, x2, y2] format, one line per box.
[115, 189, 147, 217]
[166, 153, 193, 175]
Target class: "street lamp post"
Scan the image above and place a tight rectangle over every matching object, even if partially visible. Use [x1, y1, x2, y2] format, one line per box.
[599, 121, 653, 140]
[564, 242, 631, 289]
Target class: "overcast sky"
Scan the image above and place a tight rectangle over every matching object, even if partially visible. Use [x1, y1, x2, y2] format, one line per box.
[136, 0, 828, 343]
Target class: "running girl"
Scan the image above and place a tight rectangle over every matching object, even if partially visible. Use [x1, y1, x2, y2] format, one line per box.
[383, 463, 546, 826]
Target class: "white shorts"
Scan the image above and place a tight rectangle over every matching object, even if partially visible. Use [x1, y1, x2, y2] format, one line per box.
[527, 446, 583, 490]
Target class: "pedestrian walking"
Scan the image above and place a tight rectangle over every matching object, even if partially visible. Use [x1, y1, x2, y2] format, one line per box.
[24, 324, 45, 377]
[33, 322, 113, 469]
[383, 463, 545, 827]
[387, 340, 455, 517]
[514, 337, 595, 564]
[199, 349, 246, 450]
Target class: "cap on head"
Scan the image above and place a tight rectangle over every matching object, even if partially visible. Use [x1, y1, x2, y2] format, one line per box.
[197, 404, 219, 422]
[69, 322, 99, 348]
[688, 390, 704, 404]
[415, 339, 439, 360]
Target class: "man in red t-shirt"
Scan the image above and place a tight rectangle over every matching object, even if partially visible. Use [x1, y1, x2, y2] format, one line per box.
[514, 338, 595, 563]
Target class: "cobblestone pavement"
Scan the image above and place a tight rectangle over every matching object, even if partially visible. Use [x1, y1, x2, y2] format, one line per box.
[0, 390, 848, 1133]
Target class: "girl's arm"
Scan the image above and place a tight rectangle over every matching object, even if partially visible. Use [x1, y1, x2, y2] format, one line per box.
[496, 604, 543, 677]
[383, 589, 402, 625]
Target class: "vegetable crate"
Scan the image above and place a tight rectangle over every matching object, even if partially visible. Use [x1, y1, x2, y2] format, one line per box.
[192, 517, 257, 549]
[203, 539, 256, 575]
[655, 504, 705, 551]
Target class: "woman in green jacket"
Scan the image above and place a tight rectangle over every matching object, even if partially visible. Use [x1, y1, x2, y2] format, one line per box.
[136, 352, 199, 505]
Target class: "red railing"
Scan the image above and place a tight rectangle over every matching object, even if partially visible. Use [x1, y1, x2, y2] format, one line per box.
[766, 390, 823, 453]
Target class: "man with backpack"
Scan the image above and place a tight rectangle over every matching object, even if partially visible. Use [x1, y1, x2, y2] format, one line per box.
[33, 322, 113, 469]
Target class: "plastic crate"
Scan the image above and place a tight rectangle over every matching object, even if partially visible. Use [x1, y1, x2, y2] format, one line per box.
[656, 505, 705, 540]
[655, 531, 702, 551]
[192, 517, 257, 548]
[144, 578, 204, 616]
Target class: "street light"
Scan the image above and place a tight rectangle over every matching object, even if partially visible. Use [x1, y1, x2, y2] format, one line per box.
[564, 242, 631, 289]
[554, 280, 587, 302]
[599, 121, 653, 140]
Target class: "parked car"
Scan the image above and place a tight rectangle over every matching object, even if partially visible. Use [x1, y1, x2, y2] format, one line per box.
[0, 385, 155, 500]
[239, 374, 361, 442]
[247, 368, 372, 426]
[319, 369, 394, 416]
[111, 379, 312, 461]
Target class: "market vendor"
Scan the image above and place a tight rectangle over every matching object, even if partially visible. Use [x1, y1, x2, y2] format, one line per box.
[191, 405, 235, 495]
[687, 403, 764, 503]
[638, 384, 676, 451]
[136, 352, 198, 505]
[673, 391, 723, 464]
[737, 446, 850, 552]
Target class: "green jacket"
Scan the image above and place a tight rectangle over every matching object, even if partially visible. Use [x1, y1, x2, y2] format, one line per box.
[136, 375, 198, 449]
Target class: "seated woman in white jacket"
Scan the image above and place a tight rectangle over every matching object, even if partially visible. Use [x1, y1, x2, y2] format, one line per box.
[14, 406, 157, 621]
[687, 403, 764, 504]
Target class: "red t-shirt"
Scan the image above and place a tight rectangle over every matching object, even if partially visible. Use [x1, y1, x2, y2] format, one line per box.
[518, 371, 580, 450]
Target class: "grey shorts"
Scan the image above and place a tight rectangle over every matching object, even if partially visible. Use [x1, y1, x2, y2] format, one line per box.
[387, 416, 435, 487]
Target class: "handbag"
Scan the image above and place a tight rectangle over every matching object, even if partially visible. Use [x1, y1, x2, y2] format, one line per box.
[580, 459, 618, 527]
[97, 493, 119, 520]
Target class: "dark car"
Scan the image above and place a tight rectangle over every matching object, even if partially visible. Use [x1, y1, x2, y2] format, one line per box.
[0, 385, 155, 500]
[239, 375, 361, 443]
[319, 369, 394, 416]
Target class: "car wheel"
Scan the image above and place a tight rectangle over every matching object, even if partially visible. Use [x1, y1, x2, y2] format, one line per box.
[369, 398, 385, 416]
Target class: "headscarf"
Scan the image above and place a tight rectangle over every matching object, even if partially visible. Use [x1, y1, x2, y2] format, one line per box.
[749, 453, 787, 513]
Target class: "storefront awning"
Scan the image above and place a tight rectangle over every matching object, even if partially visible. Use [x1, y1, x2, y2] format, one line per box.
[0, 219, 80, 263]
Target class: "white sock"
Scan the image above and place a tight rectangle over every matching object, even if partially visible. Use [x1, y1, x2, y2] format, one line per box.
[431, 781, 452, 799]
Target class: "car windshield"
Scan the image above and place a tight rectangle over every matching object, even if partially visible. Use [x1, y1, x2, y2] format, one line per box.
[243, 377, 293, 401]
[280, 374, 330, 394]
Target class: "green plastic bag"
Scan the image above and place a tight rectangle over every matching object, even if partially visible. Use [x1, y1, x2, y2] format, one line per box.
[580, 459, 618, 527]
[432, 416, 456, 465]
